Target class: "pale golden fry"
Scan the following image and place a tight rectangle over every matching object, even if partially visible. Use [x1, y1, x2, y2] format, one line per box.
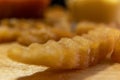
[17, 27, 57, 45]
[74, 21, 120, 46]
[83, 27, 120, 65]
[51, 27, 74, 38]
[75, 22, 97, 35]
[75, 22, 116, 35]
[44, 6, 70, 26]
[111, 37, 120, 62]
[17, 27, 74, 46]
[1, 19, 35, 29]
[44, 6, 72, 33]
[0, 19, 74, 45]
[8, 27, 120, 69]
[0, 27, 18, 42]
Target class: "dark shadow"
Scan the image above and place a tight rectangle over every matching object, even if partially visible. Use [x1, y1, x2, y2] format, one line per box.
[17, 62, 113, 80]
[51, 0, 66, 7]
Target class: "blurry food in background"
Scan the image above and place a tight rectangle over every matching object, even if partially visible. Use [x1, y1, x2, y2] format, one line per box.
[44, 5, 74, 39]
[44, 6, 67, 26]
[67, 0, 120, 23]
[0, 27, 18, 42]
[0, 0, 50, 18]
[51, 27, 74, 38]
[44, 6, 72, 32]
[0, 17, 118, 46]
[75, 22, 120, 35]
[0, 19, 74, 45]
[75, 22, 97, 35]
[17, 27, 57, 46]
[0, 19, 46, 29]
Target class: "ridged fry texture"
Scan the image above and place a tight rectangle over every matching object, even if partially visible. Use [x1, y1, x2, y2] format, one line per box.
[8, 27, 120, 69]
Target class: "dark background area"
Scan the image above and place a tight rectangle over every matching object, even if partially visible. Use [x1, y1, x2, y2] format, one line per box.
[51, 0, 66, 7]
[0, 0, 66, 19]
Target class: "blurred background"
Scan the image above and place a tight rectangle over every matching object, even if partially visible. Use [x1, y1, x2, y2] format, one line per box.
[0, 0, 119, 23]
[0, 0, 65, 18]
[51, 0, 66, 7]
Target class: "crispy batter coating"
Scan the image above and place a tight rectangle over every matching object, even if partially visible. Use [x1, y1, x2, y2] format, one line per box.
[8, 27, 120, 69]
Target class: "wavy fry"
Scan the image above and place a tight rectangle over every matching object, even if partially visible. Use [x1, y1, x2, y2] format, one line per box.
[8, 27, 120, 69]
[0, 19, 74, 45]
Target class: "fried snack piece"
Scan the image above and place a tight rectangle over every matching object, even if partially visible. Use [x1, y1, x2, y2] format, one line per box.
[0, 19, 46, 29]
[0, 19, 74, 45]
[51, 27, 74, 38]
[17, 27, 57, 45]
[111, 36, 120, 62]
[8, 27, 120, 69]
[75, 22, 118, 35]
[44, 6, 70, 26]
[75, 22, 97, 35]
[44, 6, 72, 32]
[0, 27, 18, 42]
[17, 27, 74, 46]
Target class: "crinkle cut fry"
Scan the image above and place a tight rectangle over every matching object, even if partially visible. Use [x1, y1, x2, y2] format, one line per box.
[8, 27, 120, 69]
[0, 19, 74, 45]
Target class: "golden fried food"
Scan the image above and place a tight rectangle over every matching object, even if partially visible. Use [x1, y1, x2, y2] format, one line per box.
[51, 27, 74, 38]
[44, 6, 70, 25]
[44, 6, 72, 32]
[17, 28, 74, 46]
[111, 36, 120, 62]
[75, 22, 97, 35]
[1, 44, 120, 80]
[17, 27, 57, 45]
[0, 19, 74, 45]
[8, 27, 120, 69]
[0, 27, 18, 42]
[0, 19, 46, 29]
[75, 22, 119, 36]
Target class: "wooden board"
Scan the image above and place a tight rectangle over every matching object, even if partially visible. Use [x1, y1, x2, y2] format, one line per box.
[0, 44, 120, 80]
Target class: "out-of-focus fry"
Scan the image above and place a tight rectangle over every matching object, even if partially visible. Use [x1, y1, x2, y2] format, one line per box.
[0, 27, 18, 42]
[0, 19, 74, 45]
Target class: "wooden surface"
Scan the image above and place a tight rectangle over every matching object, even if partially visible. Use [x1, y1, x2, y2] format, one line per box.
[0, 44, 120, 80]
